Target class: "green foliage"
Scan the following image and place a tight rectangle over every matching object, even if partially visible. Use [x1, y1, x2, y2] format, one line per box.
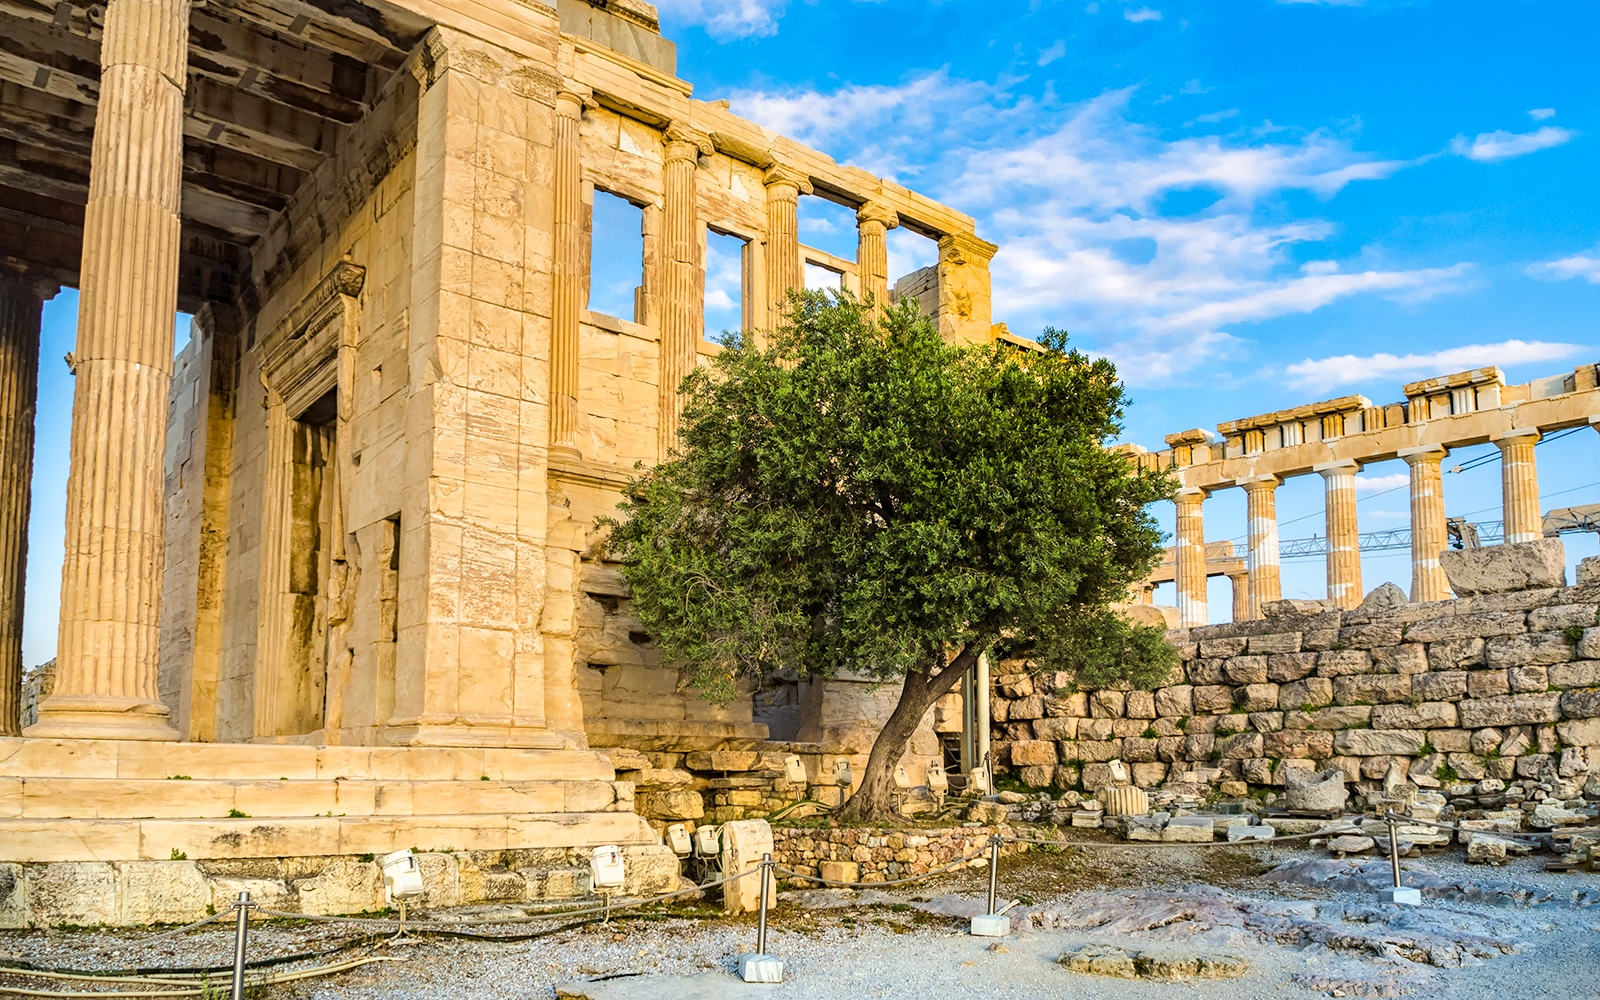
[1434, 764, 1461, 784]
[170, 848, 187, 861]
[228, 809, 249, 818]
[1564, 626, 1585, 645]
[1176, 716, 1189, 731]
[602, 293, 1177, 701]
[168, 775, 191, 780]
[1419, 741, 1436, 756]
[1141, 725, 1159, 739]
[1206, 749, 1222, 762]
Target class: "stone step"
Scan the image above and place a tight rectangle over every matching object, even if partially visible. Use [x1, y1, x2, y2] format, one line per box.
[0, 738, 617, 782]
[0, 810, 659, 862]
[0, 776, 633, 820]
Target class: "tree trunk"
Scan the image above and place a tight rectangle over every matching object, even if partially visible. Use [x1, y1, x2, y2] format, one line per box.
[835, 644, 980, 822]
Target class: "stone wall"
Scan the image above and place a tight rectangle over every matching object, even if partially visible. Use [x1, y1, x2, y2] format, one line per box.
[770, 825, 1028, 883]
[988, 577, 1600, 798]
[17, 661, 52, 731]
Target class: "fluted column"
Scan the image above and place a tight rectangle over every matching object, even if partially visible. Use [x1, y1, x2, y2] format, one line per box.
[1400, 445, 1451, 601]
[28, 0, 190, 740]
[0, 275, 47, 737]
[855, 201, 898, 311]
[1316, 460, 1363, 609]
[549, 88, 587, 462]
[659, 123, 712, 460]
[1242, 475, 1281, 621]
[1174, 487, 1209, 628]
[1495, 428, 1542, 543]
[763, 164, 811, 330]
[1228, 572, 1250, 624]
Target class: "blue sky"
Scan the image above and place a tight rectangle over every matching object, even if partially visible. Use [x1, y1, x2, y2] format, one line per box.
[20, 0, 1600, 663]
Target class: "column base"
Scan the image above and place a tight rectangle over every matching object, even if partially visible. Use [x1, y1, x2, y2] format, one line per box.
[24, 694, 179, 741]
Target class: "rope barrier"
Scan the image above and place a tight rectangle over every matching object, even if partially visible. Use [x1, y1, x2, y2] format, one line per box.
[1000, 828, 1338, 848]
[0, 956, 404, 998]
[146, 904, 239, 941]
[1381, 812, 1600, 843]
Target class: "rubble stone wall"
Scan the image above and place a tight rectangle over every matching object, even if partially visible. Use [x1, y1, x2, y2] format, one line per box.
[770, 825, 1028, 882]
[987, 581, 1600, 797]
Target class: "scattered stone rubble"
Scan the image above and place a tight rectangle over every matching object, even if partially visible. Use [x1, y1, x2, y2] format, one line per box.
[1056, 943, 1249, 980]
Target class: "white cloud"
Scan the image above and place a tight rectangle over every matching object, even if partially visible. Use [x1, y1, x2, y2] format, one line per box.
[1528, 248, 1600, 284]
[654, 0, 786, 39]
[1284, 340, 1586, 392]
[1451, 126, 1576, 162]
[1038, 40, 1067, 66]
[1084, 1, 1100, 10]
[1192, 109, 1240, 125]
[1124, 6, 1162, 21]
[1180, 79, 1205, 94]
[1277, 0, 1365, 5]
[1354, 473, 1409, 493]
[1528, 108, 1556, 121]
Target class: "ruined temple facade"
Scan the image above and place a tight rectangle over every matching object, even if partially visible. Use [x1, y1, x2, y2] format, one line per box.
[0, 0, 1005, 894]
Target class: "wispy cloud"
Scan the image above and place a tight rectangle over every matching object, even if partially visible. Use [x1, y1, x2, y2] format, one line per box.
[654, 0, 786, 39]
[1124, 6, 1162, 21]
[1191, 109, 1240, 125]
[1038, 39, 1067, 66]
[1527, 248, 1600, 284]
[1451, 126, 1576, 162]
[1528, 108, 1556, 121]
[1355, 473, 1409, 493]
[1284, 340, 1586, 392]
[1277, 0, 1365, 5]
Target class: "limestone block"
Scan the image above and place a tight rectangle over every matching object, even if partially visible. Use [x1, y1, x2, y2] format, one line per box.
[208, 878, 291, 914]
[635, 790, 705, 820]
[1265, 730, 1334, 760]
[1044, 692, 1087, 717]
[1372, 644, 1428, 675]
[1580, 630, 1600, 661]
[566, 782, 620, 812]
[1428, 638, 1487, 670]
[1332, 674, 1412, 705]
[1229, 825, 1276, 843]
[1018, 765, 1056, 787]
[1557, 717, 1600, 747]
[1267, 652, 1318, 682]
[28, 863, 115, 927]
[1125, 691, 1157, 720]
[996, 673, 1034, 698]
[1487, 633, 1576, 670]
[819, 861, 858, 883]
[1558, 688, 1600, 720]
[1559, 747, 1588, 777]
[1217, 733, 1264, 759]
[1247, 633, 1301, 655]
[1187, 659, 1228, 685]
[1056, 764, 1083, 788]
[1440, 538, 1566, 596]
[1551, 661, 1600, 689]
[1580, 555, 1600, 586]
[1412, 671, 1468, 701]
[1334, 729, 1426, 756]
[1430, 729, 1471, 752]
[1340, 623, 1404, 649]
[1406, 611, 1528, 643]
[720, 820, 775, 915]
[990, 699, 1010, 723]
[1285, 768, 1347, 812]
[1154, 686, 1193, 717]
[1008, 740, 1058, 767]
[1216, 713, 1251, 736]
[1235, 684, 1280, 712]
[1199, 637, 1248, 658]
[1327, 835, 1374, 853]
[1371, 702, 1458, 730]
[1223, 656, 1268, 685]
[1249, 711, 1284, 733]
[1077, 740, 1122, 763]
[112, 862, 209, 925]
[1112, 719, 1151, 738]
[1500, 729, 1533, 757]
[1183, 734, 1215, 760]
[0, 864, 22, 929]
[1032, 717, 1078, 741]
[1468, 670, 1511, 699]
[1010, 695, 1046, 720]
[1447, 753, 1486, 780]
[1278, 677, 1333, 711]
[294, 861, 382, 916]
[1090, 691, 1126, 719]
[1459, 692, 1562, 728]
[1264, 599, 1330, 617]
[1316, 651, 1372, 678]
[1120, 737, 1159, 763]
[1466, 835, 1511, 863]
[1529, 605, 1599, 631]
[1242, 758, 1272, 784]
[1126, 815, 1166, 841]
[684, 751, 759, 771]
[1310, 705, 1372, 730]
[598, 748, 653, 771]
[1508, 665, 1550, 693]
[1156, 736, 1186, 762]
[631, 768, 695, 791]
[1103, 786, 1148, 816]
[1161, 817, 1214, 842]
[1131, 763, 1167, 787]
[1193, 685, 1233, 714]
[621, 844, 680, 897]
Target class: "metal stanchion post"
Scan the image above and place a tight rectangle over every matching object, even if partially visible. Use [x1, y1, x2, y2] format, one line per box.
[1377, 811, 1421, 906]
[738, 856, 783, 983]
[971, 835, 1010, 937]
[230, 891, 253, 1000]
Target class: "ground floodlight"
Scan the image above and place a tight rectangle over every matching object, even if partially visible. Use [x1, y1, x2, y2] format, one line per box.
[666, 823, 692, 855]
[833, 759, 852, 788]
[380, 849, 424, 902]
[590, 845, 626, 891]
[784, 754, 807, 784]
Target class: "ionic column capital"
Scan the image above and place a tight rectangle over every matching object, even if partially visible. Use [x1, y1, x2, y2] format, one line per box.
[662, 120, 714, 163]
[937, 230, 999, 266]
[856, 200, 899, 231]
[762, 163, 812, 198]
[554, 85, 596, 118]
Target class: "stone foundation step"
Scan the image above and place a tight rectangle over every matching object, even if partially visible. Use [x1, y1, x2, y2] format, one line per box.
[1, 776, 633, 820]
[0, 810, 660, 862]
[0, 738, 618, 782]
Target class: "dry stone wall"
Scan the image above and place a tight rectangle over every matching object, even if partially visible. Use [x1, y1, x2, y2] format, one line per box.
[988, 580, 1600, 798]
[770, 825, 1028, 883]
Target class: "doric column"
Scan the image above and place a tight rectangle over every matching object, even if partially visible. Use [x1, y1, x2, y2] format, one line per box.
[548, 87, 588, 462]
[763, 164, 811, 330]
[855, 201, 898, 310]
[0, 275, 47, 737]
[1400, 445, 1450, 602]
[1316, 460, 1363, 609]
[1174, 487, 1209, 628]
[659, 122, 712, 460]
[28, 0, 189, 740]
[1242, 475, 1281, 620]
[1495, 428, 1542, 543]
[1228, 572, 1250, 624]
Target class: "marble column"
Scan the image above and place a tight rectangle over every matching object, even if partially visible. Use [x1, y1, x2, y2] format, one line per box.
[1495, 428, 1542, 544]
[1400, 445, 1451, 602]
[1242, 475, 1281, 621]
[1228, 572, 1250, 624]
[659, 123, 712, 460]
[1174, 487, 1209, 628]
[763, 164, 811, 330]
[1316, 460, 1363, 609]
[548, 88, 587, 462]
[855, 201, 898, 311]
[28, 0, 189, 740]
[0, 275, 46, 737]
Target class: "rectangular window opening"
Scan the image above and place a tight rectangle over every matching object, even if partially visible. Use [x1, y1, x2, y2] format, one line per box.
[804, 263, 842, 292]
[588, 188, 645, 322]
[705, 228, 747, 343]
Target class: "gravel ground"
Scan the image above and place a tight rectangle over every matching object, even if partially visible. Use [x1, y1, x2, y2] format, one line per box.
[4, 844, 1599, 999]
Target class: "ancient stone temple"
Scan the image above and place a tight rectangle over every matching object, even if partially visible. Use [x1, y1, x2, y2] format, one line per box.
[0, 0, 1011, 923]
